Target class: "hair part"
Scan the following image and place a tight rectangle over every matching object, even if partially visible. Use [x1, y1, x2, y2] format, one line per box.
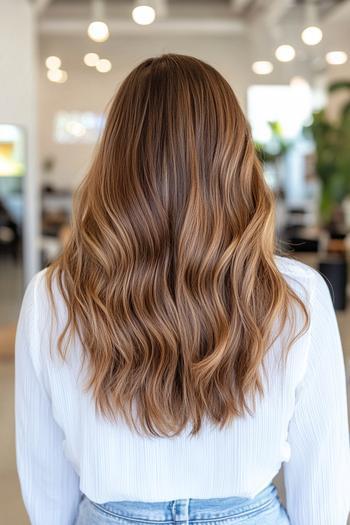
[46, 53, 309, 438]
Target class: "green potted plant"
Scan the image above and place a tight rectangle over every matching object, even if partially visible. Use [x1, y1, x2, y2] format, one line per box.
[255, 120, 293, 194]
[305, 80, 350, 233]
[255, 121, 291, 164]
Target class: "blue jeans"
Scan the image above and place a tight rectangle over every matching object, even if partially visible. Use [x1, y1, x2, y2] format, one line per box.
[75, 482, 290, 525]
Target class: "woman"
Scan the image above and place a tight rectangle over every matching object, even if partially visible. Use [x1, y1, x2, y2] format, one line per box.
[15, 54, 350, 525]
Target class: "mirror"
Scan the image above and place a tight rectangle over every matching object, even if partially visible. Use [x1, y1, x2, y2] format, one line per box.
[0, 124, 25, 357]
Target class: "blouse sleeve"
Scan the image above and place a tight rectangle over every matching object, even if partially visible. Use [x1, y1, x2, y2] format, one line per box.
[15, 272, 82, 525]
[283, 268, 350, 524]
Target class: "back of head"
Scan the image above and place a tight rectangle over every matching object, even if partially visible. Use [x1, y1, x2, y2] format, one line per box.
[46, 53, 309, 437]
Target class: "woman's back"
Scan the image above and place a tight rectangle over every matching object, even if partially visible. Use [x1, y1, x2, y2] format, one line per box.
[16, 253, 350, 523]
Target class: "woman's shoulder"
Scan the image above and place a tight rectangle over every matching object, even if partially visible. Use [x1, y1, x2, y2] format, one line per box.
[274, 254, 331, 303]
[24, 266, 51, 302]
[19, 266, 75, 369]
[22, 267, 49, 310]
[23, 266, 67, 325]
[274, 254, 316, 278]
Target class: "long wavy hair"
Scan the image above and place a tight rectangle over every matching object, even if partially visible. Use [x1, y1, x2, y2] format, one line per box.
[46, 53, 310, 438]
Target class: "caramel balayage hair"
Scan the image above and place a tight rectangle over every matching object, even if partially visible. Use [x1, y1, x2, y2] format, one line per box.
[46, 54, 309, 437]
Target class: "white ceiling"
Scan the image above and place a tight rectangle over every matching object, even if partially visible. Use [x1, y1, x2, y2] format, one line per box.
[36, 0, 350, 84]
[35, 0, 349, 25]
[33, 0, 350, 40]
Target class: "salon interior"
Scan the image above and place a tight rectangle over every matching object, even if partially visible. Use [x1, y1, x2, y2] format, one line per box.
[0, 0, 350, 523]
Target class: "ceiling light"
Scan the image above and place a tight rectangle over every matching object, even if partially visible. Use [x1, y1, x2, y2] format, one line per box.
[84, 52, 99, 67]
[326, 51, 348, 65]
[96, 58, 112, 73]
[252, 61, 273, 75]
[58, 70, 68, 83]
[88, 20, 109, 42]
[275, 45, 296, 62]
[47, 69, 68, 83]
[301, 26, 323, 46]
[132, 5, 156, 25]
[45, 56, 61, 70]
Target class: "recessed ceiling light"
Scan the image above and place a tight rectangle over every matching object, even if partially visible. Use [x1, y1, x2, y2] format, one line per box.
[84, 53, 99, 67]
[45, 56, 62, 70]
[275, 45, 296, 62]
[301, 26, 323, 46]
[87, 21, 109, 42]
[96, 58, 112, 73]
[326, 51, 348, 65]
[47, 69, 68, 83]
[58, 70, 68, 83]
[252, 61, 274, 75]
[132, 5, 156, 25]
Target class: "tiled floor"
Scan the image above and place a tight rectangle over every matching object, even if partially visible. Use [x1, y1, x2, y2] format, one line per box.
[0, 256, 349, 524]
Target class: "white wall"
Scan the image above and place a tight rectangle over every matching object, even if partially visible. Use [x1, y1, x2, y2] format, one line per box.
[0, 0, 39, 283]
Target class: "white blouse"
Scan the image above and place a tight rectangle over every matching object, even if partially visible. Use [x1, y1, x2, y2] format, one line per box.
[15, 255, 350, 525]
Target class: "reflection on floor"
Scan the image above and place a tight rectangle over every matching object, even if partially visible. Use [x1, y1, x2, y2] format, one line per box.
[0, 256, 349, 524]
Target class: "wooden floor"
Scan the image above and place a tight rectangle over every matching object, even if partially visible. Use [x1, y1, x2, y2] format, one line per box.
[0, 324, 16, 360]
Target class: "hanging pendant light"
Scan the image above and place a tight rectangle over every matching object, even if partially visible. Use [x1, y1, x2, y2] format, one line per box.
[87, 0, 110, 42]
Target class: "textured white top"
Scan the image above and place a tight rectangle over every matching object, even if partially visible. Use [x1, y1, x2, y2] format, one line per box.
[15, 255, 350, 525]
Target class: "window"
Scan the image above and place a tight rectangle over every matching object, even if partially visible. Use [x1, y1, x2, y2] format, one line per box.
[54, 111, 106, 144]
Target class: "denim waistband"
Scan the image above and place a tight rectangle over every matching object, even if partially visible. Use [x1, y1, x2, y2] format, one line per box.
[88, 482, 279, 522]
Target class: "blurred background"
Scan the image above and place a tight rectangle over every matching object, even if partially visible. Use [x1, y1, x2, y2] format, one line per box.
[1, 0, 350, 523]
